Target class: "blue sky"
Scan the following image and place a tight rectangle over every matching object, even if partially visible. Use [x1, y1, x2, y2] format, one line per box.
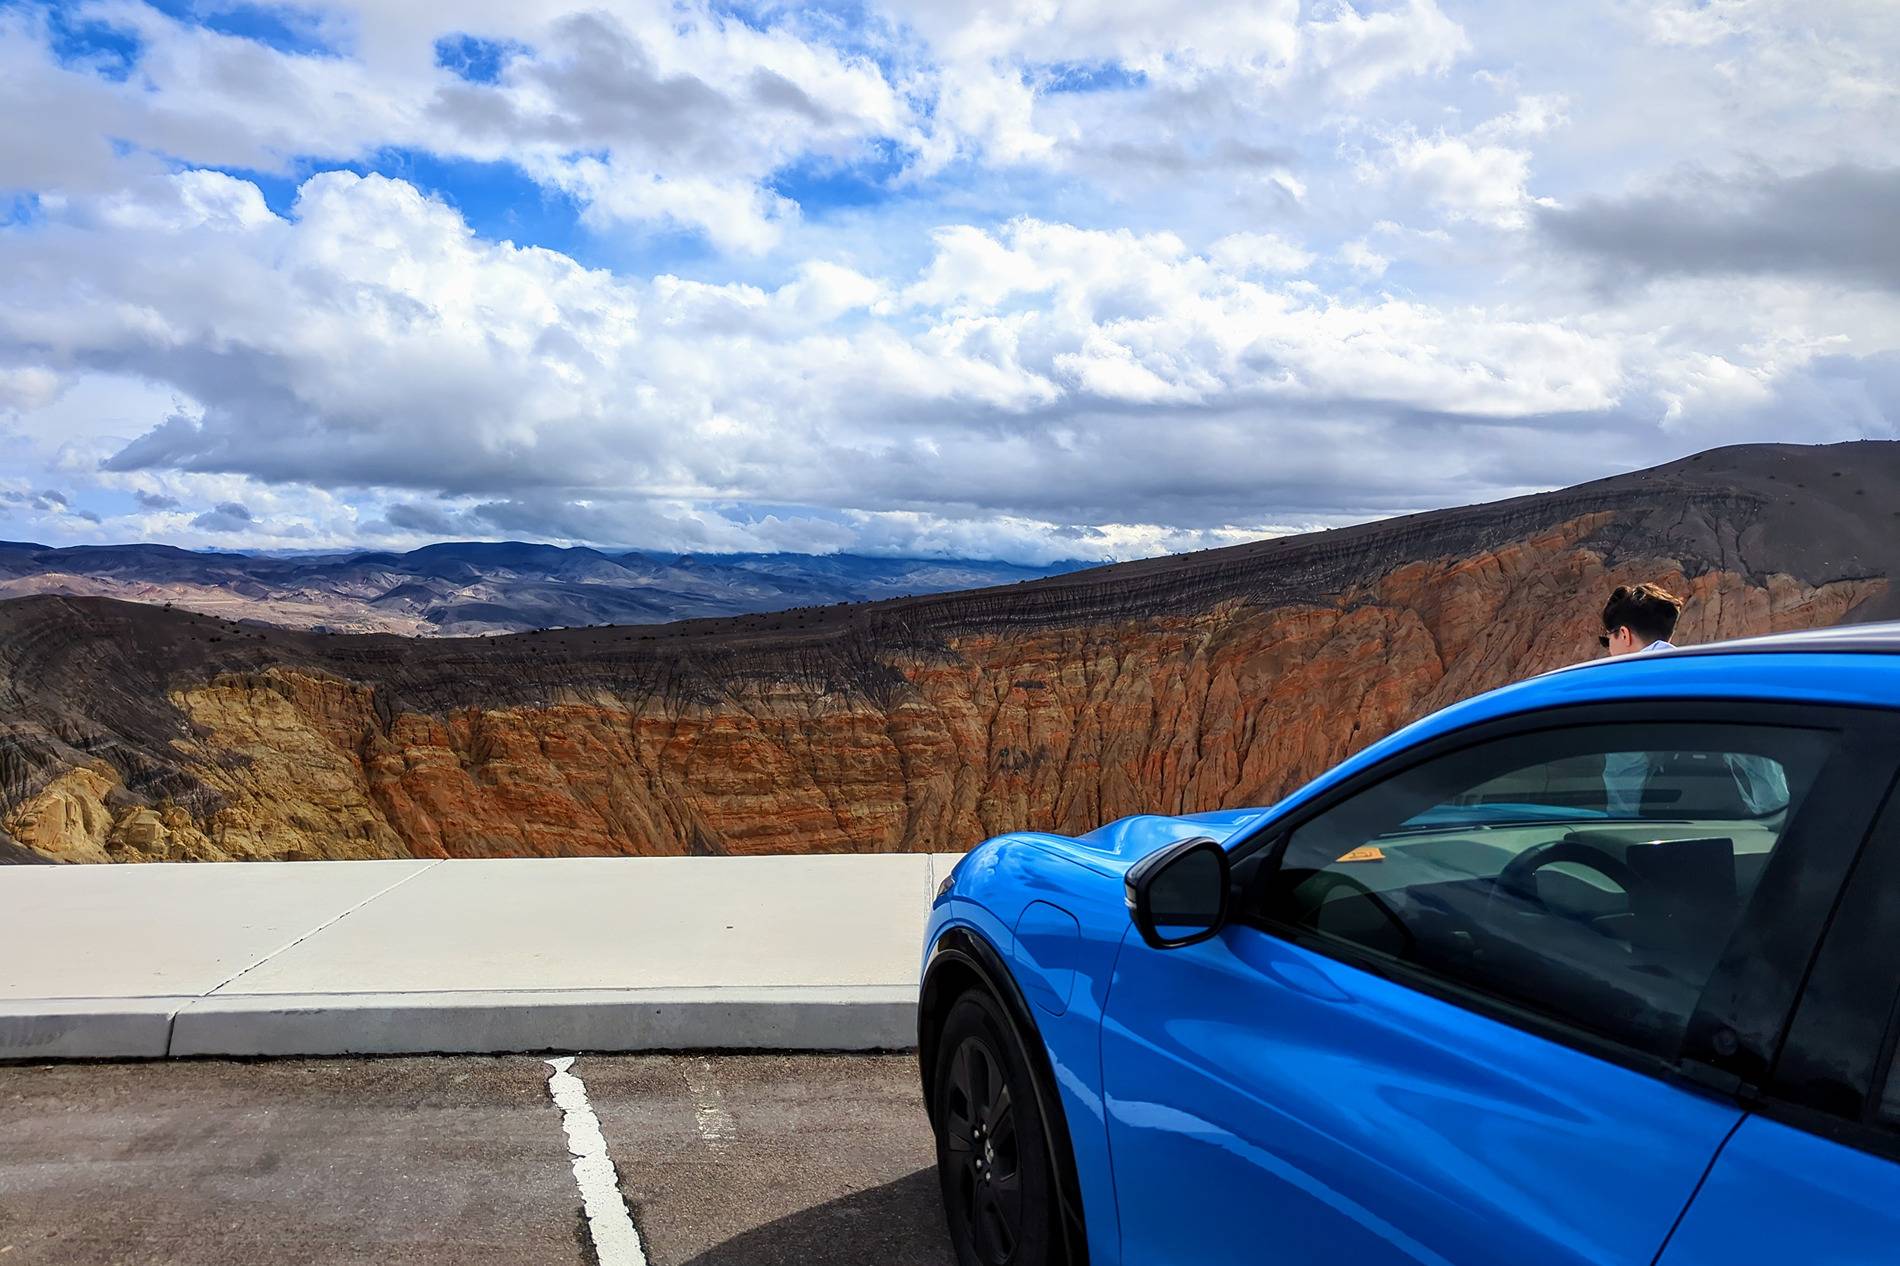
[1, 0, 1896, 562]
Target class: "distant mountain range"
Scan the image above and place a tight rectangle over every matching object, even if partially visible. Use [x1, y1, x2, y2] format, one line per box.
[0, 540, 1084, 634]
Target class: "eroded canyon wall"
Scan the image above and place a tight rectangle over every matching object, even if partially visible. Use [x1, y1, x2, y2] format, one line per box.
[4, 503, 1885, 863]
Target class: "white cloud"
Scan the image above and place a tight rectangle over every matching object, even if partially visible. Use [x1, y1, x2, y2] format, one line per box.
[95, 168, 277, 232]
[0, 168, 1656, 556]
[0, 3, 910, 251]
[839, 509, 1300, 567]
[1653, 352, 1777, 424]
[1473, 94, 1568, 142]
[884, 0, 1474, 209]
[1210, 232, 1315, 276]
[1370, 114, 1549, 229]
[0, 365, 62, 410]
[1306, 0, 1469, 98]
[2, 0, 1897, 562]
[1340, 238, 1388, 278]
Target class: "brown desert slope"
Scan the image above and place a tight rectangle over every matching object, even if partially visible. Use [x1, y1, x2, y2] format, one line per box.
[3, 441, 1897, 863]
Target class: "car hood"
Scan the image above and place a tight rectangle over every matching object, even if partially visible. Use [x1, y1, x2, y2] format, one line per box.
[1005, 806, 1270, 877]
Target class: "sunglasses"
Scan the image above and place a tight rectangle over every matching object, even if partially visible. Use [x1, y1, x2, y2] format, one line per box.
[1597, 634, 1611, 648]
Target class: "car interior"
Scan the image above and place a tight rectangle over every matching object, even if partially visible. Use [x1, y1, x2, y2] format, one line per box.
[1254, 747, 1799, 1052]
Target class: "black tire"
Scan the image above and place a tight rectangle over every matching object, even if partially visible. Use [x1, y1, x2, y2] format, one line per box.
[932, 988, 1062, 1266]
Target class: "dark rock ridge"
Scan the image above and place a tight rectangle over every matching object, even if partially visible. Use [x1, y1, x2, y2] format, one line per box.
[2, 441, 1895, 862]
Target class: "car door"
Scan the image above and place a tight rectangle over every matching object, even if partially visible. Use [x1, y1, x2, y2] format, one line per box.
[1098, 702, 1896, 1266]
[1657, 752, 1900, 1265]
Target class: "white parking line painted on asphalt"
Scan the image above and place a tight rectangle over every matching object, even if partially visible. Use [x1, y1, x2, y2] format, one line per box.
[545, 1056, 648, 1266]
[684, 1057, 735, 1152]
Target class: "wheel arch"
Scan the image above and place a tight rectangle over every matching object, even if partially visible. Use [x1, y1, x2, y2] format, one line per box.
[920, 924, 1090, 1265]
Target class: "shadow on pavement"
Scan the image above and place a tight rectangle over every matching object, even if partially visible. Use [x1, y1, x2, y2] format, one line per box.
[680, 1167, 953, 1266]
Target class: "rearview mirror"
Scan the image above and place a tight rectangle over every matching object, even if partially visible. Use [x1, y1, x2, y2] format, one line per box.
[1125, 837, 1230, 948]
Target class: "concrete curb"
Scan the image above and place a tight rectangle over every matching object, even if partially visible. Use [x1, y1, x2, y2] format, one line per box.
[0, 999, 192, 1060]
[1, 988, 918, 1061]
[168, 987, 919, 1057]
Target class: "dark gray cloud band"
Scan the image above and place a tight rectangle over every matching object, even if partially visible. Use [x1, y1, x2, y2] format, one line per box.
[1540, 164, 1900, 291]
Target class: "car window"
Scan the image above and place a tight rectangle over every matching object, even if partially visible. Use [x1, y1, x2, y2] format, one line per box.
[1254, 722, 1836, 1060]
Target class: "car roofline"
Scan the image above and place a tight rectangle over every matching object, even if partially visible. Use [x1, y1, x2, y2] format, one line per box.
[1537, 621, 1900, 678]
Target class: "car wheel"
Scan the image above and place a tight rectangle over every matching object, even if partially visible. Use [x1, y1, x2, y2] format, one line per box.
[933, 989, 1060, 1266]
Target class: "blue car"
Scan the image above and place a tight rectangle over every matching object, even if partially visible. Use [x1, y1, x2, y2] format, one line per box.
[919, 624, 1900, 1266]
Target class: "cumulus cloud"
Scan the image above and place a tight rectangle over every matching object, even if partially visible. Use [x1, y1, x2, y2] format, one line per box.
[887, 0, 1473, 215]
[1, 487, 79, 514]
[1340, 239, 1388, 278]
[1306, 0, 1469, 97]
[0, 365, 62, 410]
[190, 500, 255, 532]
[1367, 114, 1548, 229]
[6, 173, 1633, 522]
[0, 484, 102, 526]
[1210, 232, 1315, 276]
[0, 0, 1895, 561]
[0, 2, 908, 251]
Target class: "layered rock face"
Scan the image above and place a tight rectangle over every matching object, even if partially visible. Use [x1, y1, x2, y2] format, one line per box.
[4, 442, 1896, 863]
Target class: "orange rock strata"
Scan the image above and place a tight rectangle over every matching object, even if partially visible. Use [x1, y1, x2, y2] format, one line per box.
[6, 525, 1882, 862]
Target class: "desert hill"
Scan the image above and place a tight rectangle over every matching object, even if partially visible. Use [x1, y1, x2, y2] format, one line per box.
[3, 441, 1895, 863]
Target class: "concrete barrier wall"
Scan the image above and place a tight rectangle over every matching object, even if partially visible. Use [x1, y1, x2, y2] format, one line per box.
[0, 855, 961, 1060]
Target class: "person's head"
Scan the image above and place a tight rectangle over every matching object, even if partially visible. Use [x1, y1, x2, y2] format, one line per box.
[1599, 583, 1683, 655]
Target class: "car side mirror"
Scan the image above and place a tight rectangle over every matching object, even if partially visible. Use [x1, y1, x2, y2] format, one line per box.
[1125, 837, 1231, 948]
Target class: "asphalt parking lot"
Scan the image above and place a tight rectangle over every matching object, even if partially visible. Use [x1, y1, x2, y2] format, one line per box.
[0, 1054, 952, 1265]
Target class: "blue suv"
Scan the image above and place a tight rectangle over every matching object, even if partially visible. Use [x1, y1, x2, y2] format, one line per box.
[920, 624, 1900, 1266]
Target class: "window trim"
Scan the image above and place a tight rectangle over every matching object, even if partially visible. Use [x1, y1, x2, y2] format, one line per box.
[1763, 741, 1900, 1166]
[1229, 699, 1898, 1108]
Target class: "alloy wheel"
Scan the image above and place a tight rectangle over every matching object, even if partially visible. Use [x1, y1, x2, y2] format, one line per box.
[942, 1033, 1025, 1263]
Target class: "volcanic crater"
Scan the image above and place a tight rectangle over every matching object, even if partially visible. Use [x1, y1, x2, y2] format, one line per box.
[4, 441, 1896, 864]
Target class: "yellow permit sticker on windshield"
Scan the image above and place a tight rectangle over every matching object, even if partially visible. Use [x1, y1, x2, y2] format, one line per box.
[1339, 845, 1386, 863]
